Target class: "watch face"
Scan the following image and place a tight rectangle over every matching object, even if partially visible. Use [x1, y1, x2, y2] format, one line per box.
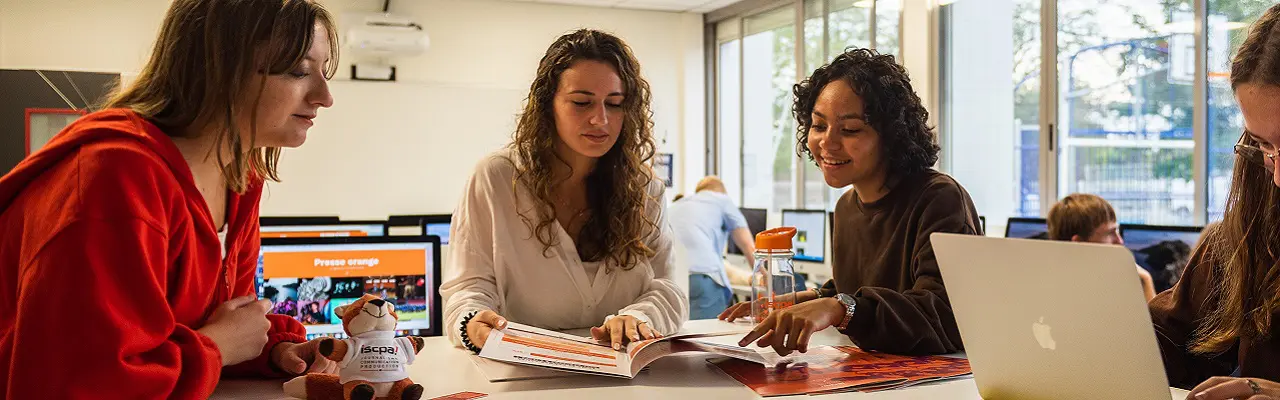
[836, 293, 854, 305]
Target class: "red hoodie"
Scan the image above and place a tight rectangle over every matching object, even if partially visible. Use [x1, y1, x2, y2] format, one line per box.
[0, 109, 306, 399]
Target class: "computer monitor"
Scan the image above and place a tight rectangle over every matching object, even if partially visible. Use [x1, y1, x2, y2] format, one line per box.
[260, 216, 341, 226]
[1120, 224, 1203, 293]
[979, 216, 987, 233]
[1005, 217, 1049, 240]
[258, 235, 443, 338]
[728, 208, 767, 255]
[782, 209, 827, 263]
[259, 221, 387, 238]
[387, 214, 451, 245]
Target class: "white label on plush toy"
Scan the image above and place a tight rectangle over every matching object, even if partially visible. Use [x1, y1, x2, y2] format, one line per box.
[340, 336, 415, 383]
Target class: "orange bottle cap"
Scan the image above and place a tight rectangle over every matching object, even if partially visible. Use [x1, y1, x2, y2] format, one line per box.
[755, 227, 797, 250]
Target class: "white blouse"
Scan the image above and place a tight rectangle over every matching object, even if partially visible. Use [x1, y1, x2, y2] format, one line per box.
[441, 150, 688, 347]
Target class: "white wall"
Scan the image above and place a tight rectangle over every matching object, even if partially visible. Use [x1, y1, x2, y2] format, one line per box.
[0, 6, 6, 66]
[0, 0, 705, 219]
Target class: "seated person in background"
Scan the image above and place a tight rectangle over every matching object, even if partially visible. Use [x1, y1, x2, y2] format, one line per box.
[441, 29, 687, 353]
[668, 176, 757, 320]
[722, 48, 982, 356]
[1154, 5, 1280, 398]
[1045, 193, 1157, 302]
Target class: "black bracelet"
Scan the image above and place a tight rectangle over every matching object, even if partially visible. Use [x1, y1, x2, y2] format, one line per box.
[459, 310, 481, 354]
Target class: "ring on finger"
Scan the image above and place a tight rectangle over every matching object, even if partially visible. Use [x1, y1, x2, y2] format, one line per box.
[1247, 379, 1262, 395]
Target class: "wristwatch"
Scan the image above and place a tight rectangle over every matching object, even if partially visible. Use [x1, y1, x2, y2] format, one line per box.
[834, 293, 857, 331]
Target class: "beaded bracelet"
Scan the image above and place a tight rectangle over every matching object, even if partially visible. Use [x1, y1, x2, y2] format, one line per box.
[459, 310, 481, 354]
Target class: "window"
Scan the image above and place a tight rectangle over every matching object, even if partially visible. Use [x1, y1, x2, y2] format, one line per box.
[875, 0, 901, 57]
[1207, 0, 1273, 222]
[717, 19, 743, 202]
[710, 0, 902, 212]
[742, 7, 798, 210]
[940, 0, 1040, 228]
[803, 0, 829, 210]
[828, 0, 872, 55]
[1056, 0, 1196, 226]
[943, 0, 1258, 227]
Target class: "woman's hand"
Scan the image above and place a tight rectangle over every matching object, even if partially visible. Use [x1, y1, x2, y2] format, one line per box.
[270, 338, 339, 375]
[197, 296, 272, 366]
[466, 310, 508, 350]
[718, 290, 819, 322]
[736, 297, 845, 356]
[1188, 377, 1280, 400]
[591, 315, 659, 350]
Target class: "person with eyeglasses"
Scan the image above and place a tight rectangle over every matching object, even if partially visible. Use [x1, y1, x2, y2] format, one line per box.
[1149, 4, 1280, 399]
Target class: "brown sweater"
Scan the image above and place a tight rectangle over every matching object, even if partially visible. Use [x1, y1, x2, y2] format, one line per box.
[818, 170, 982, 355]
[1149, 229, 1280, 389]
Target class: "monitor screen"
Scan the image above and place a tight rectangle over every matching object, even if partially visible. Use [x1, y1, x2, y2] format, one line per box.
[387, 214, 451, 243]
[1121, 225, 1202, 293]
[261, 216, 341, 226]
[257, 237, 441, 338]
[259, 223, 386, 238]
[728, 208, 767, 255]
[425, 223, 450, 245]
[782, 209, 826, 263]
[1005, 218, 1049, 240]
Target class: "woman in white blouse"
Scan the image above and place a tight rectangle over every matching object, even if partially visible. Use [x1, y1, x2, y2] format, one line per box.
[440, 29, 688, 352]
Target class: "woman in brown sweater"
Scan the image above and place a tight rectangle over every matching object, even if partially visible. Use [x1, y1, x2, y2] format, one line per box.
[1155, 4, 1280, 399]
[723, 48, 981, 357]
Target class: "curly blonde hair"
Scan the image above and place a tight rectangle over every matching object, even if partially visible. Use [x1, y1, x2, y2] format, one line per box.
[508, 29, 659, 271]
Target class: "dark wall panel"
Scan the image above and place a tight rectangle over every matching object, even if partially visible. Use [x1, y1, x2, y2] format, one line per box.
[1, 69, 121, 175]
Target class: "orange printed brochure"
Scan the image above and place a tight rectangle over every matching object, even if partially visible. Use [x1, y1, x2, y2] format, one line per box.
[477, 322, 748, 379]
[711, 346, 972, 397]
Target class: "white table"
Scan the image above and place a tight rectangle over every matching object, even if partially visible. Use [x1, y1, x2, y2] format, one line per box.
[211, 319, 1189, 399]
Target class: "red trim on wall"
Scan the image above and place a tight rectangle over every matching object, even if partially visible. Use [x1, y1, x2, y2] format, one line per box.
[24, 108, 86, 157]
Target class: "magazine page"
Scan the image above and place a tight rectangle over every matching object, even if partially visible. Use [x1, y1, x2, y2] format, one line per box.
[711, 346, 972, 397]
[479, 322, 752, 379]
[469, 355, 580, 382]
[479, 323, 632, 378]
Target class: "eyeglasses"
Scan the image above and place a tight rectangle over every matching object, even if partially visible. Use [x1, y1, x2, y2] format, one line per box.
[1234, 130, 1278, 170]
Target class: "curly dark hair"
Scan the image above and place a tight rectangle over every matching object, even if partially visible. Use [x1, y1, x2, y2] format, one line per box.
[508, 29, 659, 271]
[792, 48, 939, 186]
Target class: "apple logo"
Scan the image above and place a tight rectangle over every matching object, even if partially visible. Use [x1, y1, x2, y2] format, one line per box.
[1032, 317, 1056, 350]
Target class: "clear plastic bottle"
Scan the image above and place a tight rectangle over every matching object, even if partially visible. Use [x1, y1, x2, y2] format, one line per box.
[749, 227, 797, 324]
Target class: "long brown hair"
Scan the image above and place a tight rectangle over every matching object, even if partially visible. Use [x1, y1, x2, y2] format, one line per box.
[508, 29, 659, 270]
[105, 0, 338, 193]
[1191, 2, 1280, 354]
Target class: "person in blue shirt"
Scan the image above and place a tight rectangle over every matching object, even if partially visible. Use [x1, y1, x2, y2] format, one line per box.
[669, 176, 758, 319]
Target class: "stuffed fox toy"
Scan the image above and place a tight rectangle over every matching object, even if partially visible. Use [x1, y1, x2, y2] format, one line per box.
[283, 294, 426, 400]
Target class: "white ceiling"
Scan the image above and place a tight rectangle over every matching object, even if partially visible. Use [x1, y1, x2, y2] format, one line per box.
[497, 0, 748, 13]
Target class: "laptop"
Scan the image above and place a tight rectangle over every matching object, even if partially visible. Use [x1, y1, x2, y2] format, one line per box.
[931, 233, 1183, 399]
[257, 235, 444, 339]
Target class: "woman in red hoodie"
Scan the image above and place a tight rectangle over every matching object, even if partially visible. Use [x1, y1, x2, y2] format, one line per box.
[0, 0, 340, 398]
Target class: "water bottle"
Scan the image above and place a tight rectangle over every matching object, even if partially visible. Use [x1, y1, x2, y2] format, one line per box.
[749, 227, 797, 323]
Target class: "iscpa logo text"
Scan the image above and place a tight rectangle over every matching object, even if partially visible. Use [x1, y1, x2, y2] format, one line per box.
[360, 345, 398, 355]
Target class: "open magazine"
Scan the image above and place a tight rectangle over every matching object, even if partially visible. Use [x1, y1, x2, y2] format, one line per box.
[478, 321, 756, 379]
[710, 346, 973, 397]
